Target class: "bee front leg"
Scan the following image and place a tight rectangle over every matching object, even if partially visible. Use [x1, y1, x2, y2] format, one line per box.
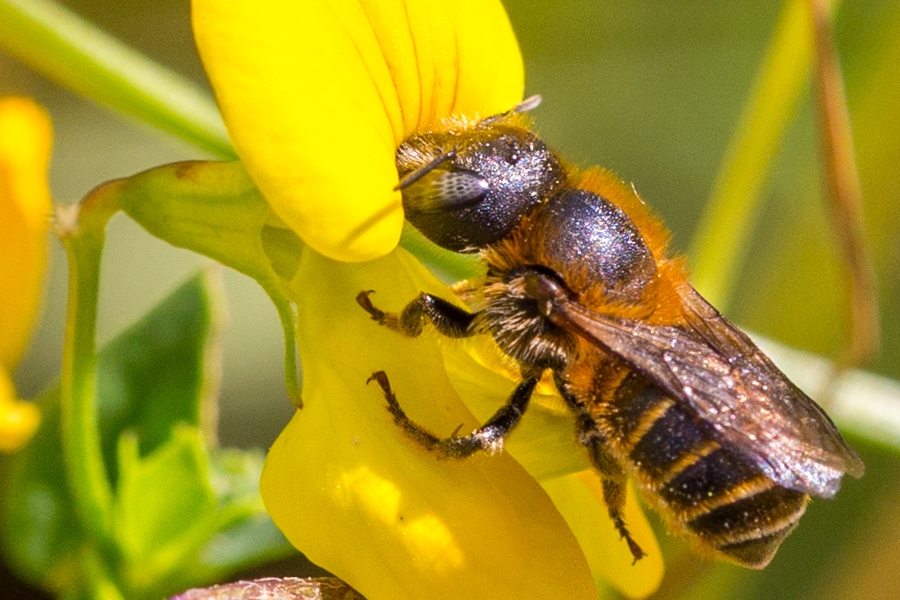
[367, 371, 538, 459]
[356, 290, 477, 339]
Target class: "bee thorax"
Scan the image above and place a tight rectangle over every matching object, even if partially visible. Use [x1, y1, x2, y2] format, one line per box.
[478, 269, 576, 371]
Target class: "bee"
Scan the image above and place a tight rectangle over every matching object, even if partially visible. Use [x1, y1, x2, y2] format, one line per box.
[356, 96, 864, 568]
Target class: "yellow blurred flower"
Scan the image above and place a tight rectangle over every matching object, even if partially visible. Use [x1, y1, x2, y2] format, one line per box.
[193, 0, 663, 598]
[0, 96, 51, 451]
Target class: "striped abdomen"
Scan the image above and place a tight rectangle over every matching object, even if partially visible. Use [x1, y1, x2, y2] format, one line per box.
[607, 373, 809, 568]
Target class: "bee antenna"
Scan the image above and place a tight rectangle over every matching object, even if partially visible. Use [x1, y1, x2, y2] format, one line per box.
[479, 94, 543, 126]
[513, 94, 543, 114]
[394, 151, 456, 191]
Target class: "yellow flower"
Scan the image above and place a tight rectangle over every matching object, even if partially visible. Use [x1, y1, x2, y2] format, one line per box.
[194, 0, 521, 263]
[193, 1, 663, 598]
[0, 96, 51, 451]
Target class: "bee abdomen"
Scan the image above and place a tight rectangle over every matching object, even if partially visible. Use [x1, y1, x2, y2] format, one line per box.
[659, 446, 807, 566]
[611, 376, 808, 568]
[685, 481, 807, 567]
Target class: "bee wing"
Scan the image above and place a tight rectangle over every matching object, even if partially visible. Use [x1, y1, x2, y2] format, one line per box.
[553, 284, 864, 498]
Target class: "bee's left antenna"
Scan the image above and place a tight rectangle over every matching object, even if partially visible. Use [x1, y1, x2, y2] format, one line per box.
[394, 151, 455, 191]
[480, 94, 543, 126]
[512, 94, 543, 114]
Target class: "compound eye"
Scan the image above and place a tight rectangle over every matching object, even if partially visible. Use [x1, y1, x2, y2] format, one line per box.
[400, 168, 489, 214]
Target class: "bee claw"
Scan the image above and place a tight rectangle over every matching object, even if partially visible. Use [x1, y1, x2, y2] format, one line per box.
[366, 370, 391, 394]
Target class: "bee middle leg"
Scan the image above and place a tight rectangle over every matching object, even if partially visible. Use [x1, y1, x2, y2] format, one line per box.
[367, 371, 539, 459]
[357, 290, 477, 339]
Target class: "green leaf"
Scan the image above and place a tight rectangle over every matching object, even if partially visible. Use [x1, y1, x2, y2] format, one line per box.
[1, 273, 225, 596]
[113, 428, 217, 593]
[194, 510, 293, 576]
[116, 445, 293, 598]
[96, 271, 222, 481]
[167, 449, 295, 592]
[0, 387, 81, 591]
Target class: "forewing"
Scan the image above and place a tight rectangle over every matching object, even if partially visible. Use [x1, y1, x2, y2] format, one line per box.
[553, 285, 863, 498]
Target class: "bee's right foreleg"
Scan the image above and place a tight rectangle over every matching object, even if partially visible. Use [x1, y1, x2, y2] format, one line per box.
[356, 290, 477, 339]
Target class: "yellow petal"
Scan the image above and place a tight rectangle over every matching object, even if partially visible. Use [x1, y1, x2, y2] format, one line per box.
[261, 249, 595, 599]
[435, 283, 665, 598]
[543, 472, 664, 599]
[0, 97, 52, 368]
[192, 0, 523, 262]
[0, 368, 40, 451]
[442, 335, 593, 480]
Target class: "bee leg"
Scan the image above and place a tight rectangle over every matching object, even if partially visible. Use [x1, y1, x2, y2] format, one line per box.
[553, 373, 646, 562]
[577, 412, 647, 564]
[601, 478, 646, 564]
[357, 290, 477, 339]
[367, 371, 539, 459]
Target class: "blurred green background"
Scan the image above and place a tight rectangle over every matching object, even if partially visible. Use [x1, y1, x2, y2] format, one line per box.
[2, 0, 899, 599]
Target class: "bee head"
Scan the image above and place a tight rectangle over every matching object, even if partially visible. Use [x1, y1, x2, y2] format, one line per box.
[396, 108, 564, 252]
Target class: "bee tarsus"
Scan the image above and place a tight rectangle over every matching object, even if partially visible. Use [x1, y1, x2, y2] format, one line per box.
[356, 289, 475, 339]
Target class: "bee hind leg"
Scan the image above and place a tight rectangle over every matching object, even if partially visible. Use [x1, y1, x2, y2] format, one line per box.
[367, 371, 538, 460]
[577, 413, 647, 564]
[356, 290, 477, 339]
[601, 478, 647, 564]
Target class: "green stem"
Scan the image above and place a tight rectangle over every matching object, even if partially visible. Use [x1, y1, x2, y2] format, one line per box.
[399, 222, 482, 283]
[58, 199, 118, 551]
[0, 0, 233, 158]
[269, 291, 303, 408]
[689, 0, 839, 310]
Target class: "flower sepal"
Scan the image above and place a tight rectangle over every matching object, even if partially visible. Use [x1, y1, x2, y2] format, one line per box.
[86, 160, 303, 405]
